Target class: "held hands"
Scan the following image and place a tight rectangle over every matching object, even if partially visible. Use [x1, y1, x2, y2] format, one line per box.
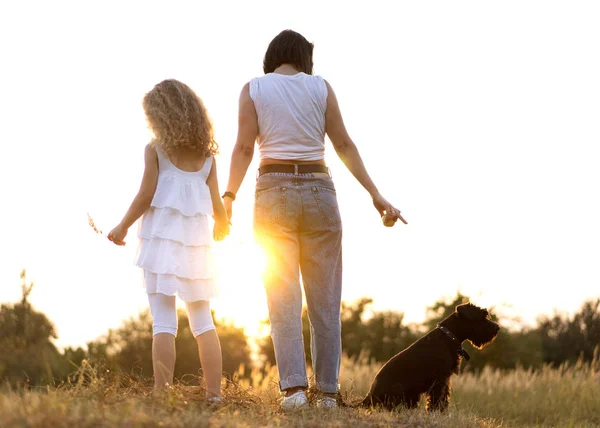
[213, 216, 230, 241]
[107, 223, 128, 246]
[372, 192, 407, 227]
[213, 196, 234, 241]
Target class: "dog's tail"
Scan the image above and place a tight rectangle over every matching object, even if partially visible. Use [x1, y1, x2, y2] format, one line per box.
[339, 394, 371, 408]
[358, 394, 374, 408]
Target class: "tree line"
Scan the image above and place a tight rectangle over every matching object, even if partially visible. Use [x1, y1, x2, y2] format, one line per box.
[1, 270, 598, 388]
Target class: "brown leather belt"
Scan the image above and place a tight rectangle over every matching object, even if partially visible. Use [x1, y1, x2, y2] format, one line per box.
[258, 164, 329, 176]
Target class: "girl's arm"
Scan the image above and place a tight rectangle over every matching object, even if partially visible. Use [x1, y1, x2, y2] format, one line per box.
[223, 82, 258, 219]
[206, 157, 230, 241]
[107, 144, 159, 246]
[324, 80, 407, 224]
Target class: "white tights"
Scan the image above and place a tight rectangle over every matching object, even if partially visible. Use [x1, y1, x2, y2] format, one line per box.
[147, 293, 215, 337]
[147, 293, 222, 396]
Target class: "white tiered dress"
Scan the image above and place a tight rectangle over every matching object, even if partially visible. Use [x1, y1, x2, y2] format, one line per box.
[135, 147, 218, 302]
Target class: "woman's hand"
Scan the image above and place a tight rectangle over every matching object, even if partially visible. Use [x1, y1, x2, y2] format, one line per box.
[223, 197, 233, 222]
[372, 192, 408, 225]
[213, 217, 230, 241]
[107, 223, 128, 246]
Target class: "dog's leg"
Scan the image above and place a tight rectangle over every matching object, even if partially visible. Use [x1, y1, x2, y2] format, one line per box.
[399, 393, 420, 410]
[379, 392, 420, 411]
[425, 380, 451, 412]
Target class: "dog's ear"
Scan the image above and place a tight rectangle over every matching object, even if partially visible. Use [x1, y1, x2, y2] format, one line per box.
[456, 303, 484, 320]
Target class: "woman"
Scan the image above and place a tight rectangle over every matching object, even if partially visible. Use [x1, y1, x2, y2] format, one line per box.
[223, 30, 407, 410]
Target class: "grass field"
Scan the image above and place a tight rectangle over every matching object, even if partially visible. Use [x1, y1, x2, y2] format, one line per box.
[1, 356, 599, 428]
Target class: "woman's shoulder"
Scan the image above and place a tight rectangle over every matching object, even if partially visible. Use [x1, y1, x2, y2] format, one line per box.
[308, 74, 329, 99]
[247, 73, 329, 100]
[251, 72, 328, 86]
[247, 78, 257, 101]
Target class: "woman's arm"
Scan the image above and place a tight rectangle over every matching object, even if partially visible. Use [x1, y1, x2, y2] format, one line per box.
[324, 80, 380, 195]
[206, 157, 230, 241]
[324, 80, 407, 224]
[223, 82, 258, 219]
[107, 144, 159, 245]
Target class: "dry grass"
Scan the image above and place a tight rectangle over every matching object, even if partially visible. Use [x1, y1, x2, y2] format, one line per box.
[1, 357, 599, 427]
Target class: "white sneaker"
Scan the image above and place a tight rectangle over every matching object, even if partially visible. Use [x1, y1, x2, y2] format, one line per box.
[316, 396, 337, 409]
[281, 390, 309, 411]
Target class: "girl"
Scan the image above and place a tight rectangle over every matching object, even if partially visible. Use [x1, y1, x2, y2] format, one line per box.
[107, 79, 229, 400]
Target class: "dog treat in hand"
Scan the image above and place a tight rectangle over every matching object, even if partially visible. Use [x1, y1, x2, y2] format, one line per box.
[382, 213, 396, 227]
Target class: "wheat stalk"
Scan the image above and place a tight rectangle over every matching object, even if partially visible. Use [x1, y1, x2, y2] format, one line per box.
[87, 213, 105, 236]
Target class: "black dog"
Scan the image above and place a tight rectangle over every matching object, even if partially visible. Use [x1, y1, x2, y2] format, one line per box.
[359, 303, 500, 412]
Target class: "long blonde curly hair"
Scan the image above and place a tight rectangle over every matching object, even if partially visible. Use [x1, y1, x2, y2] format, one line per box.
[142, 79, 218, 157]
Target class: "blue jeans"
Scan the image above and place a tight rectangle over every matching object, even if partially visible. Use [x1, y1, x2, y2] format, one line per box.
[253, 172, 343, 393]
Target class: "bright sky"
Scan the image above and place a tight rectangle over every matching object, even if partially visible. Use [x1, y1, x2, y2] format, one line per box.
[1, 1, 599, 349]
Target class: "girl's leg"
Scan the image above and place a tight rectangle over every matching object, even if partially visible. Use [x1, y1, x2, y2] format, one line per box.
[185, 299, 222, 398]
[147, 293, 178, 389]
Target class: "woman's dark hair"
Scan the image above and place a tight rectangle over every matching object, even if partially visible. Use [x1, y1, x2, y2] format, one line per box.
[263, 30, 314, 75]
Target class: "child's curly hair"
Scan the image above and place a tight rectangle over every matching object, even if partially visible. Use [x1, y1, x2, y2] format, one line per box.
[142, 79, 218, 157]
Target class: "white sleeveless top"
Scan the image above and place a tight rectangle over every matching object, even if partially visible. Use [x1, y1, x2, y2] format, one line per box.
[249, 72, 328, 161]
[134, 146, 218, 302]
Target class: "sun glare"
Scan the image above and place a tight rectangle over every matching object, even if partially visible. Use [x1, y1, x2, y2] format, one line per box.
[210, 238, 270, 338]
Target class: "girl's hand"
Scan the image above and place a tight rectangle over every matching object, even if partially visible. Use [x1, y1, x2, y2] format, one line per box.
[213, 218, 230, 241]
[107, 223, 128, 246]
[372, 193, 408, 225]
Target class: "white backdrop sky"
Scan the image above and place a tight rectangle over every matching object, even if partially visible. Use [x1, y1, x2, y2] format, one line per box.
[1, 1, 599, 348]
